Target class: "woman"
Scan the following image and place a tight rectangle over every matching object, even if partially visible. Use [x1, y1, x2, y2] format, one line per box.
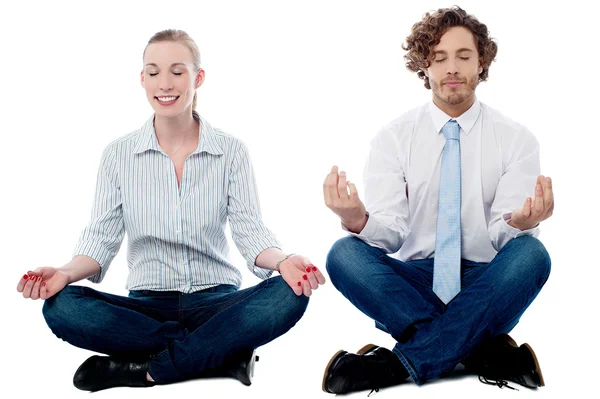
[16, 29, 325, 392]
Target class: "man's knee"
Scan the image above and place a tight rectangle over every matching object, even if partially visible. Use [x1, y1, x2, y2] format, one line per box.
[325, 236, 373, 283]
[500, 236, 551, 287]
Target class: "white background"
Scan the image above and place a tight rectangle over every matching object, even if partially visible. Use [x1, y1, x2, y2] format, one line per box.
[1, 0, 598, 398]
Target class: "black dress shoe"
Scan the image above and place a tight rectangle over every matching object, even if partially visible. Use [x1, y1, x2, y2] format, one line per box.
[322, 344, 409, 394]
[198, 348, 259, 386]
[226, 348, 258, 386]
[73, 355, 155, 391]
[463, 334, 544, 389]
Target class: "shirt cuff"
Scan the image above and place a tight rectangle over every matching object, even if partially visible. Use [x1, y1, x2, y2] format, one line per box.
[502, 213, 540, 238]
[72, 241, 114, 283]
[341, 212, 381, 246]
[247, 238, 282, 280]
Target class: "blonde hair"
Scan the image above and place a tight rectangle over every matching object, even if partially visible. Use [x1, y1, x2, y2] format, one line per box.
[144, 29, 201, 110]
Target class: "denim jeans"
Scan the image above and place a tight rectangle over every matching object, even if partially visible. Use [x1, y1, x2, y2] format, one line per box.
[325, 235, 551, 385]
[42, 275, 309, 384]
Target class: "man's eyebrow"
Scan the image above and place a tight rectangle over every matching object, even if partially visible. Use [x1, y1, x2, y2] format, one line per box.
[432, 48, 475, 56]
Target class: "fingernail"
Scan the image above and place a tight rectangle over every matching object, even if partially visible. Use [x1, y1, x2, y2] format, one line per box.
[37, 276, 42, 282]
[312, 266, 318, 271]
[303, 275, 308, 280]
[297, 282, 301, 286]
[42, 282, 46, 287]
[29, 275, 35, 280]
[306, 267, 311, 273]
[22, 274, 29, 280]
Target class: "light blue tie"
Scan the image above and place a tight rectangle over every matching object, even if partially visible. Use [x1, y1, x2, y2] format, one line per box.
[433, 120, 461, 304]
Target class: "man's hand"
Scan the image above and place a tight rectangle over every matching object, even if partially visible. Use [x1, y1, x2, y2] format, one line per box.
[323, 165, 368, 233]
[510, 175, 554, 230]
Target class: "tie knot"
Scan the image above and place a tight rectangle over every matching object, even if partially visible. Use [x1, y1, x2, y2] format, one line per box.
[442, 120, 460, 140]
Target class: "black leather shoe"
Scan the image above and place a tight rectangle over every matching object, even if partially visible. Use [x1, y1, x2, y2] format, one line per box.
[199, 349, 259, 386]
[322, 344, 408, 394]
[73, 355, 155, 391]
[463, 334, 544, 389]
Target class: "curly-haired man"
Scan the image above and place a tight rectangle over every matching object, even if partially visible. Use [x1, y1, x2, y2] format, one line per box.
[322, 6, 554, 394]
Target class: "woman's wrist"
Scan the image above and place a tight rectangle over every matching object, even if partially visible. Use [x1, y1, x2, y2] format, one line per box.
[275, 254, 294, 273]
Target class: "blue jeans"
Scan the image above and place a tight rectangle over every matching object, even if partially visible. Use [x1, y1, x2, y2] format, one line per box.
[42, 275, 309, 384]
[326, 235, 550, 385]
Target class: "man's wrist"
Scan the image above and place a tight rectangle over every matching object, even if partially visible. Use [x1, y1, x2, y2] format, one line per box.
[342, 214, 368, 234]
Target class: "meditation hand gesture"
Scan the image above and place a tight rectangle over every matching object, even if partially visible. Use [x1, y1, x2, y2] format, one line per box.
[279, 255, 326, 297]
[16, 267, 69, 300]
[510, 175, 554, 231]
[323, 166, 368, 234]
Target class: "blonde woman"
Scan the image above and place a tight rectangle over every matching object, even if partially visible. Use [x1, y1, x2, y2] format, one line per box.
[16, 29, 326, 392]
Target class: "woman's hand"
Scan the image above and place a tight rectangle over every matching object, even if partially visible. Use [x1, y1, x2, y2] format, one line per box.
[16, 267, 70, 300]
[279, 255, 326, 297]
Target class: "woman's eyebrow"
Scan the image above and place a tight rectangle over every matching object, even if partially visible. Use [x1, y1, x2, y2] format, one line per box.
[144, 62, 188, 68]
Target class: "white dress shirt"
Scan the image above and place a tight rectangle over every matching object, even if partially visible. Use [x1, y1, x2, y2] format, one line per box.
[73, 114, 280, 293]
[349, 98, 540, 263]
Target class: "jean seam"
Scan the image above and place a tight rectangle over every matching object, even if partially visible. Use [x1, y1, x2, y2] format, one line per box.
[377, 254, 434, 289]
[150, 277, 283, 383]
[393, 346, 422, 385]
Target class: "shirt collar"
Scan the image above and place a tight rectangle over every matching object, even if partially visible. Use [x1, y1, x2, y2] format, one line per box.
[133, 114, 224, 156]
[428, 97, 481, 136]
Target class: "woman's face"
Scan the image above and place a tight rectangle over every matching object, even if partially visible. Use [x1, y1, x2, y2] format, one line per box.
[141, 41, 204, 118]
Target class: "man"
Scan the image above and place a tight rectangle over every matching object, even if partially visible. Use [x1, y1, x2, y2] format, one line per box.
[322, 6, 553, 394]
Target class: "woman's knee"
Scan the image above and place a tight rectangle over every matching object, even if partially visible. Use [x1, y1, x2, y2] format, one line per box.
[268, 276, 310, 321]
[42, 285, 81, 335]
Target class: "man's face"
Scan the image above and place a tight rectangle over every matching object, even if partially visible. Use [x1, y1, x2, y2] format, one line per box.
[424, 26, 483, 108]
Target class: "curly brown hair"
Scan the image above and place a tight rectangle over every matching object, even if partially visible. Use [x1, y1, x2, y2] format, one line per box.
[402, 6, 498, 89]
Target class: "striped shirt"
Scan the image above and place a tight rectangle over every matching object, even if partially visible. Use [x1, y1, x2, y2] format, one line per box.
[73, 113, 281, 293]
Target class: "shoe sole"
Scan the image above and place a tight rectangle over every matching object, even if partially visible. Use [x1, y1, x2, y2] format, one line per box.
[499, 333, 518, 347]
[357, 343, 378, 355]
[501, 335, 545, 387]
[321, 350, 345, 393]
[522, 343, 545, 387]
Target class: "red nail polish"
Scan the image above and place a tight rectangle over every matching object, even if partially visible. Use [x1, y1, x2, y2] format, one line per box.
[297, 282, 301, 286]
[312, 266, 317, 271]
[22, 274, 29, 280]
[37, 276, 42, 282]
[42, 282, 46, 287]
[306, 267, 311, 273]
[29, 275, 35, 280]
[303, 275, 308, 280]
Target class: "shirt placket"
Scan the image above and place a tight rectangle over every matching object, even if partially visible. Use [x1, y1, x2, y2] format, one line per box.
[175, 158, 192, 293]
